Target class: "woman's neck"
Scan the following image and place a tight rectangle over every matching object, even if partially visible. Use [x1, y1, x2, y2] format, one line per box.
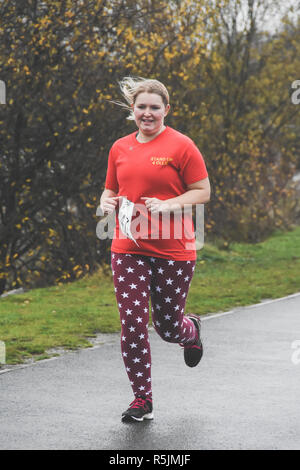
[136, 125, 166, 143]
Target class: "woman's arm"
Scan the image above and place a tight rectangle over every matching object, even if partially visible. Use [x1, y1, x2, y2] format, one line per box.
[167, 177, 211, 210]
[100, 188, 117, 203]
[100, 188, 119, 214]
[141, 177, 210, 213]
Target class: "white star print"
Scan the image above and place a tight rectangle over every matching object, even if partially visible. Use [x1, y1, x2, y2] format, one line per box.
[164, 297, 172, 303]
[155, 286, 162, 292]
[143, 307, 148, 313]
[137, 260, 145, 265]
[166, 278, 174, 285]
[136, 372, 143, 377]
[121, 292, 129, 298]
[164, 331, 171, 338]
[130, 342, 137, 349]
[175, 287, 181, 293]
[116, 258, 122, 265]
[150, 257, 156, 262]
[176, 269, 183, 275]
[126, 367, 131, 372]
[118, 276, 125, 282]
[142, 348, 148, 354]
[184, 276, 190, 282]
[173, 321, 179, 327]
[122, 336, 126, 341]
[122, 352, 128, 357]
[142, 291, 147, 297]
[174, 305, 180, 311]
[139, 333, 145, 339]
[133, 299, 140, 306]
[139, 386, 145, 391]
[129, 283, 137, 289]
[133, 357, 141, 363]
[126, 309, 132, 316]
[157, 268, 164, 274]
[145, 363, 151, 369]
[148, 269, 152, 275]
[168, 260, 175, 265]
[129, 326, 135, 332]
[126, 267, 134, 273]
[136, 317, 143, 323]
[155, 304, 161, 310]
[164, 314, 171, 320]
[139, 275, 146, 281]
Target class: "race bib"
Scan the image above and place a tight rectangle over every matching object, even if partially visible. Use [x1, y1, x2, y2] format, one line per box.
[118, 197, 140, 247]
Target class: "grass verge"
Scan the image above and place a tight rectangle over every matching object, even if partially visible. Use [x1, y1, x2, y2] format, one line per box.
[1, 226, 300, 365]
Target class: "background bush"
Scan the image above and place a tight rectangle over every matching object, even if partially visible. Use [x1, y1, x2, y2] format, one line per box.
[0, 0, 299, 294]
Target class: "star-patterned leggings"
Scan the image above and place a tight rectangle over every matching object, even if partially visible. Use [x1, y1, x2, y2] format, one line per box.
[111, 251, 197, 400]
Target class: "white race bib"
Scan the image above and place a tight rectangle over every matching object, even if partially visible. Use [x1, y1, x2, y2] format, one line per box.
[118, 197, 140, 247]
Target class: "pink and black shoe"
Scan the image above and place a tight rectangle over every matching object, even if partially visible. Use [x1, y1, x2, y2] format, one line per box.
[182, 314, 203, 367]
[121, 396, 154, 422]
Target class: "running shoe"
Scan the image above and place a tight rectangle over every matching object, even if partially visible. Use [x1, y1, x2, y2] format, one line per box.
[121, 396, 154, 422]
[183, 313, 203, 367]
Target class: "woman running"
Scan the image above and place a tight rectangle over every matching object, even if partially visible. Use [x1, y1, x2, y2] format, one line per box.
[100, 77, 210, 422]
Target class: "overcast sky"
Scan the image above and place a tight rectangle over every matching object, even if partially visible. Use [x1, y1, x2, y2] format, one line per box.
[235, 0, 299, 33]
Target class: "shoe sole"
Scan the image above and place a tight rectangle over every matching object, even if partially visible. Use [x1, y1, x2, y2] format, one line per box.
[184, 343, 203, 367]
[121, 412, 154, 423]
[184, 315, 203, 367]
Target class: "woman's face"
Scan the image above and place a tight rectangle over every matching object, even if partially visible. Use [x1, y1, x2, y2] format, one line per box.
[133, 92, 170, 136]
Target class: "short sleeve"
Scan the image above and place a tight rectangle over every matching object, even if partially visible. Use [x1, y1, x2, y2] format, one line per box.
[105, 146, 119, 192]
[179, 140, 208, 186]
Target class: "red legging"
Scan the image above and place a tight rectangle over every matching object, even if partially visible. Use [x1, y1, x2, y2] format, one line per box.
[111, 252, 197, 399]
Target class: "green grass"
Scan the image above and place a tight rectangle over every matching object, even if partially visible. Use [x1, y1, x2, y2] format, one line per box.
[1, 226, 300, 365]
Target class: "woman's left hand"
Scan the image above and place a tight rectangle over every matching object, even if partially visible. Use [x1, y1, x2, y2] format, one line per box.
[141, 197, 170, 214]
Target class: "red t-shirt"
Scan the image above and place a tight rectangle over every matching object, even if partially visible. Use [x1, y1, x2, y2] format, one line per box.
[104, 126, 208, 260]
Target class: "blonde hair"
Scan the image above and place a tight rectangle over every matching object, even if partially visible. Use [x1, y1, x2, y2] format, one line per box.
[112, 76, 169, 120]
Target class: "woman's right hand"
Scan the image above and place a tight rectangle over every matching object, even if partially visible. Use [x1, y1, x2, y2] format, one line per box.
[100, 196, 121, 215]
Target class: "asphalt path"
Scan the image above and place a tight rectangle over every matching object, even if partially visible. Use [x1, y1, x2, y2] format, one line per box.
[1, 293, 300, 450]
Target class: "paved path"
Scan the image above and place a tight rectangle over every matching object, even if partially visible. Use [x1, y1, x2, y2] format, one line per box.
[1, 294, 300, 450]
